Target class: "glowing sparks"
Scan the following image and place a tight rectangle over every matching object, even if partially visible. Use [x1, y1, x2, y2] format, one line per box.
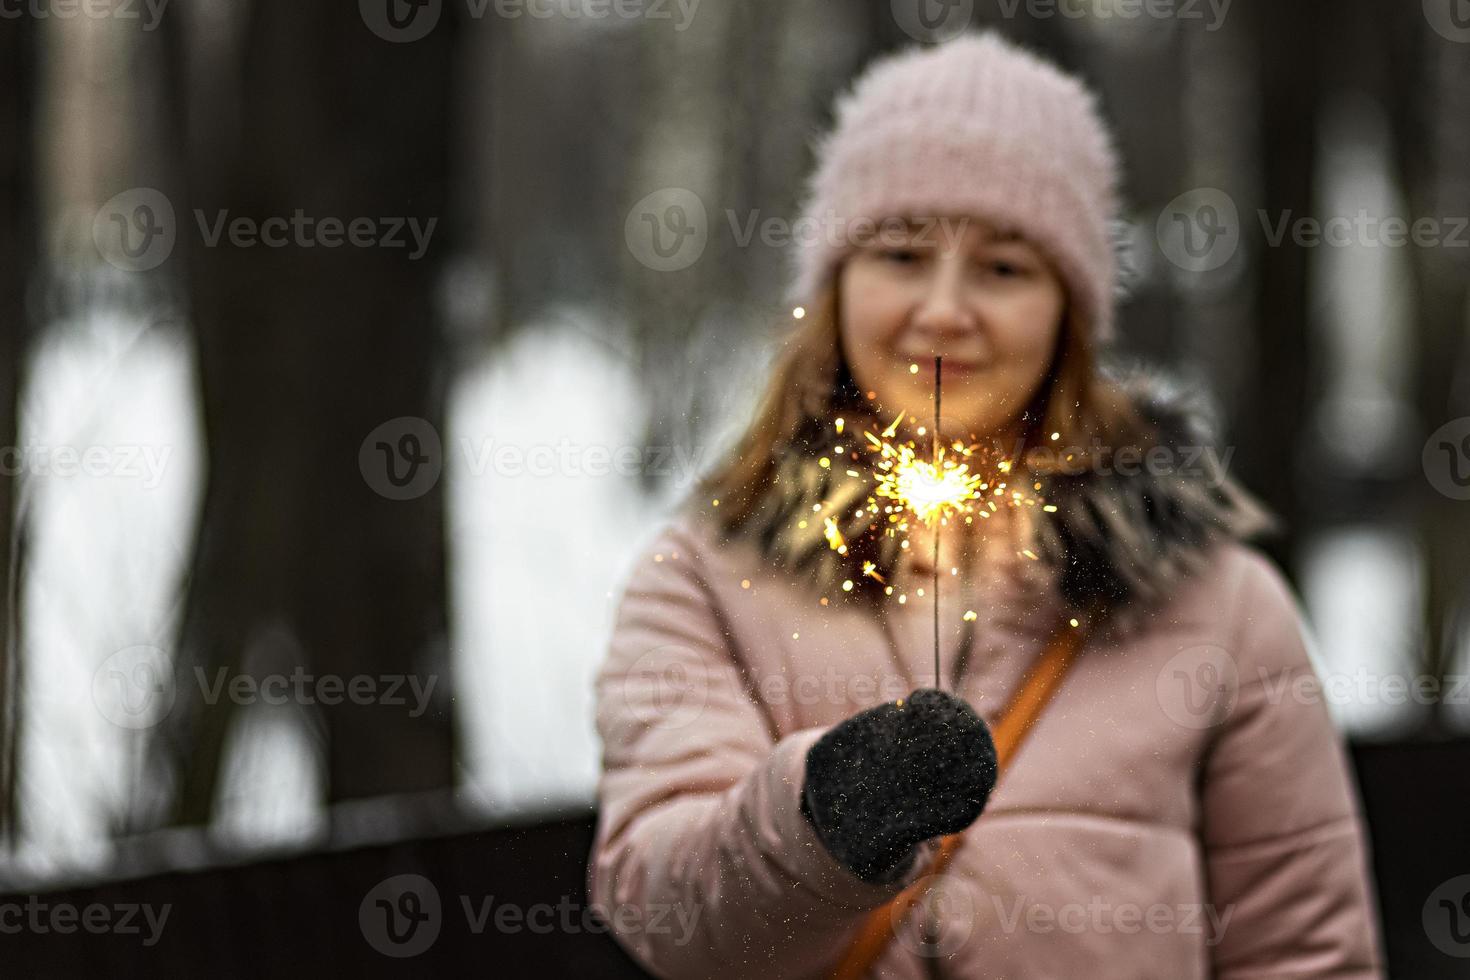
[807, 386, 1052, 613]
[823, 517, 847, 555]
[872, 440, 986, 527]
[822, 413, 1046, 565]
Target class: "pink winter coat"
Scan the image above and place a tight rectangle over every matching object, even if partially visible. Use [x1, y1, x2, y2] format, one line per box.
[589, 406, 1385, 979]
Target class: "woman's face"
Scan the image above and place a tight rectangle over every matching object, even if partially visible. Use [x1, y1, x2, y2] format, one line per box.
[837, 217, 1066, 445]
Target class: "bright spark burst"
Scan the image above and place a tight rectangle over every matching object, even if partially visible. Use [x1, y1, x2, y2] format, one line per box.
[808, 408, 1047, 610]
[871, 439, 986, 527]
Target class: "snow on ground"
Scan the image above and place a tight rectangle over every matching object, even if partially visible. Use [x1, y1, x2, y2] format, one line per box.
[448, 312, 707, 818]
[14, 310, 204, 878]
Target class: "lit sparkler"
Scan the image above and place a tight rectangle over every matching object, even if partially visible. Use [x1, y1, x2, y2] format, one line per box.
[804, 357, 1051, 688]
[868, 431, 986, 527]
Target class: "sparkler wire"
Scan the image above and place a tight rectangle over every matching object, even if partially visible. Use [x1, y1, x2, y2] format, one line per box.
[933, 356, 941, 691]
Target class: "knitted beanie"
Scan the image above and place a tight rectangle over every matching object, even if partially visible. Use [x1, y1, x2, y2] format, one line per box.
[788, 30, 1123, 342]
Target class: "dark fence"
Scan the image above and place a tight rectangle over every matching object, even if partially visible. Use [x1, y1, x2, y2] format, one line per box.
[0, 811, 652, 979]
[1, 740, 1466, 978]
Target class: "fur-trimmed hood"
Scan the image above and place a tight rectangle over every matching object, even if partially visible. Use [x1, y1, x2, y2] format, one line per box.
[708, 369, 1276, 618]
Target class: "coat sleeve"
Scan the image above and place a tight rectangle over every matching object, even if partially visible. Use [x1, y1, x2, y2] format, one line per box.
[1199, 550, 1386, 978]
[587, 519, 931, 980]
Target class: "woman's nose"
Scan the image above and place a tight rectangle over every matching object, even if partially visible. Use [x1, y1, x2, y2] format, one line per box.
[911, 260, 976, 338]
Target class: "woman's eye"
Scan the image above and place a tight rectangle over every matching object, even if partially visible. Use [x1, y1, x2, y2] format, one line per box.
[879, 248, 921, 265]
[984, 259, 1026, 277]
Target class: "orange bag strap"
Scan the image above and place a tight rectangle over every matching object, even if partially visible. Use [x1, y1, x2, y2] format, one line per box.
[826, 608, 1099, 980]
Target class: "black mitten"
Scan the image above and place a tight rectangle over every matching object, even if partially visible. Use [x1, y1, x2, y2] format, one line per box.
[800, 688, 999, 883]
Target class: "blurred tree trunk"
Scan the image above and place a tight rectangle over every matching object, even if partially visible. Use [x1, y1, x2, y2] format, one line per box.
[1234, 0, 1325, 572]
[0, 12, 37, 844]
[154, 6, 459, 826]
[625, 7, 734, 492]
[1384, 10, 1470, 734]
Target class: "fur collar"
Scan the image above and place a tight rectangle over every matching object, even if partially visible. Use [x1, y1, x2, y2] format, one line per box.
[710, 369, 1275, 617]
[1034, 371, 1276, 613]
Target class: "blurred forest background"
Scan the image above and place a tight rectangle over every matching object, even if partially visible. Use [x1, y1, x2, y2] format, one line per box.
[0, 1, 1468, 972]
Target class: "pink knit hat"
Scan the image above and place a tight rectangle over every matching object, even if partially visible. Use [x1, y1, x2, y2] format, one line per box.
[788, 31, 1124, 342]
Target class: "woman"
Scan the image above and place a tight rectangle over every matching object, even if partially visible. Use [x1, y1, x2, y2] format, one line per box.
[589, 32, 1384, 979]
